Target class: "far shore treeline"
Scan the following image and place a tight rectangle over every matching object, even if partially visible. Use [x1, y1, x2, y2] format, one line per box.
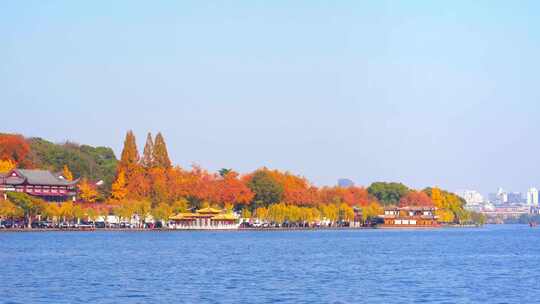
[0, 131, 486, 227]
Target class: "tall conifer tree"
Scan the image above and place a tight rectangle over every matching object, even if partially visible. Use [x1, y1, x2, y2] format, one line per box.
[152, 132, 171, 169]
[119, 130, 140, 175]
[141, 132, 154, 169]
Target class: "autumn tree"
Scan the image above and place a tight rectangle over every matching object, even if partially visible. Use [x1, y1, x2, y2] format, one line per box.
[7, 192, 45, 228]
[118, 130, 140, 176]
[425, 187, 457, 223]
[111, 169, 128, 201]
[318, 186, 370, 207]
[152, 132, 171, 169]
[149, 167, 170, 205]
[320, 203, 339, 224]
[399, 191, 433, 207]
[78, 178, 99, 203]
[59, 202, 74, 222]
[0, 159, 16, 173]
[254, 207, 269, 221]
[113, 200, 135, 222]
[43, 203, 61, 225]
[62, 165, 74, 181]
[171, 198, 190, 214]
[0, 134, 31, 166]
[151, 202, 172, 224]
[338, 203, 355, 222]
[212, 171, 254, 207]
[0, 199, 23, 222]
[361, 201, 384, 222]
[134, 200, 152, 228]
[141, 132, 154, 169]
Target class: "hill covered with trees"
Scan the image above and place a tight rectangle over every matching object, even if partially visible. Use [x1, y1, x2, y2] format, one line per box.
[0, 133, 117, 193]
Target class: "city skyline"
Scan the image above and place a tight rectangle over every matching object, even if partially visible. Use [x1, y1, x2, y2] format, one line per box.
[2, 1, 540, 193]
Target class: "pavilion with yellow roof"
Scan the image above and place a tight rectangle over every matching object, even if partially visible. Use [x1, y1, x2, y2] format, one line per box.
[169, 207, 239, 230]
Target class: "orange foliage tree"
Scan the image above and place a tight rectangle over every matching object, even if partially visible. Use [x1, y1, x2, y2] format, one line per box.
[0, 134, 31, 166]
[211, 171, 254, 207]
[399, 191, 434, 207]
[318, 186, 370, 207]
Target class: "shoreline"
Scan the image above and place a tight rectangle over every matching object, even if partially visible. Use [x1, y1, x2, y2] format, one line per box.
[0, 225, 483, 233]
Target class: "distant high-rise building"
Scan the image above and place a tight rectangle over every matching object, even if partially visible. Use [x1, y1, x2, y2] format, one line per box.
[507, 192, 523, 204]
[457, 190, 484, 205]
[489, 188, 508, 204]
[527, 188, 539, 206]
[338, 178, 354, 188]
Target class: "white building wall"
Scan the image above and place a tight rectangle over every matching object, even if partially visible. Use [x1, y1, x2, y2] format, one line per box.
[527, 188, 539, 206]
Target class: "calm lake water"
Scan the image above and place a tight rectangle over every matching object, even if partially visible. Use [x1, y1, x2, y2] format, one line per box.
[1, 225, 539, 304]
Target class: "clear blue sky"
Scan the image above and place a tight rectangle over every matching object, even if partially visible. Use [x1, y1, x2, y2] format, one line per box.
[2, 1, 539, 195]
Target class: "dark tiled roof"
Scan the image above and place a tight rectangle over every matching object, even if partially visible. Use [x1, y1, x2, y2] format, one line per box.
[2, 169, 78, 186]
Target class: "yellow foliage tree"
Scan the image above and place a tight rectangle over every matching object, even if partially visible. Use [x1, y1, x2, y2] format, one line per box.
[62, 165, 73, 181]
[255, 207, 269, 221]
[111, 170, 128, 201]
[60, 202, 74, 222]
[320, 203, 338, 223]
[431, 187, 444, 208]
[78, 178, 98, 203]
[171, 198, 189, 214]
[0, 199, 22, 219]
[0, 159, 16, 173]
[338, 203, 355, 222]
[224, 202, 234, 213]
[241, 208, 252, 219]
[151, 202, 172, 223]
[362, 201, 384, 222]
[43, 203, 61, 224]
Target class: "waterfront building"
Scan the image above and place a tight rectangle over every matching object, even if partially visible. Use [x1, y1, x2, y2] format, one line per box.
[0, 169, 78, 202]
[527, 188, 539, 206]
[169, 207, 239, 230]
[379, 206, 440, 228]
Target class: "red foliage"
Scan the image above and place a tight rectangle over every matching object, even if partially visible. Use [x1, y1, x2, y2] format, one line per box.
[266, 169, 317, 205]
[318, 186, 371, 207]
[399, 191, 434, 207]
[0, 134, 31, 166]
[211, 171, 254, 205]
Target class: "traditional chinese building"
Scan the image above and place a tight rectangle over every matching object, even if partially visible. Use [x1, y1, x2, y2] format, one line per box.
[379, 206, 440, 228]
[169, 207, 239, 230]
[0, 169, 78, 202]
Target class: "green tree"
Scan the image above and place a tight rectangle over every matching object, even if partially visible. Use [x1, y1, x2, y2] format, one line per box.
[367, 182, 410, 206]
[247, 170, 284, 207]
[27, 138, 117, 195]
[219, 168, 232, 177]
